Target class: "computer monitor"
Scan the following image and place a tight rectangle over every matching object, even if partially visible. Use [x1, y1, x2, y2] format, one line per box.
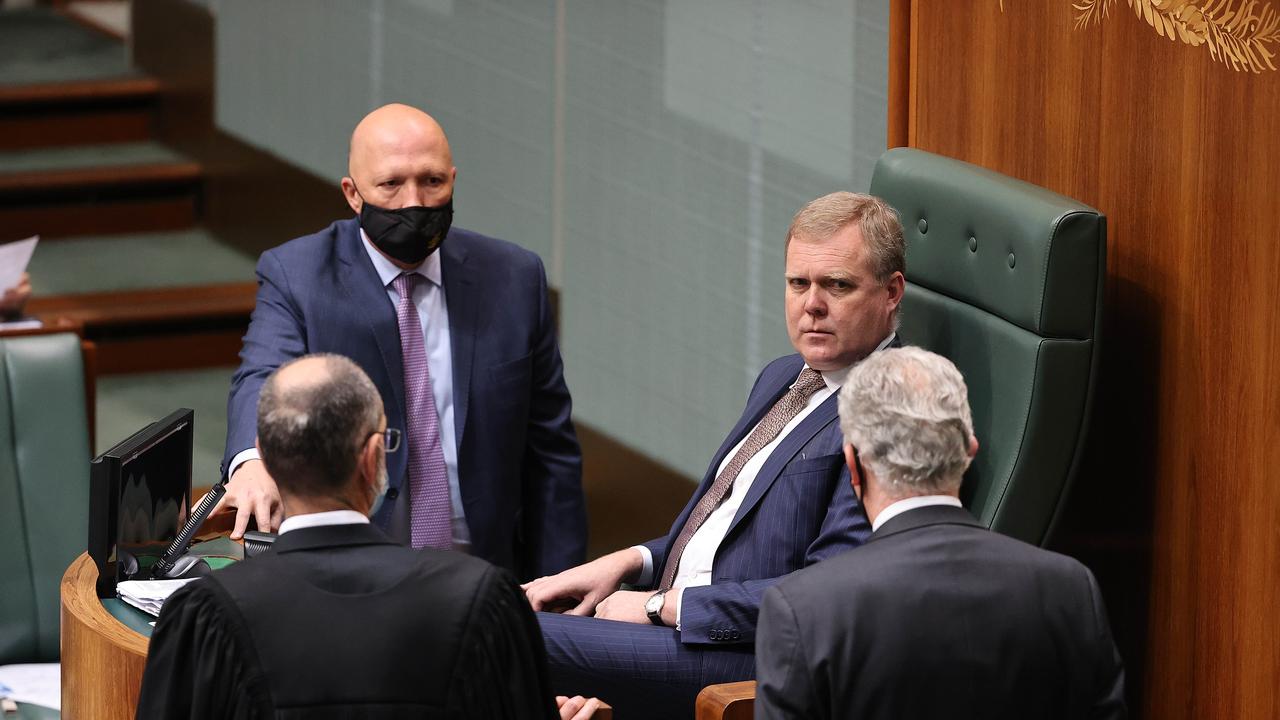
[88, 408, 194, 596]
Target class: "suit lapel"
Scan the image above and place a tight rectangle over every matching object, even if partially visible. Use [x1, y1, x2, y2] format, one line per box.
[441, 236, 476, 447]
[724, 391, 839, 537]
[336, 223, 407, 425]
[661, 360, 798, 543]
[706, 379, 789, 485]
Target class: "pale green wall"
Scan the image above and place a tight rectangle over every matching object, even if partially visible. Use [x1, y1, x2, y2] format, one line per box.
[212, 0, 888, 480]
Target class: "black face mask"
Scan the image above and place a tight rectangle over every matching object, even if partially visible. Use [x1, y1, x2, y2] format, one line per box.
[358, 195, 453, 265]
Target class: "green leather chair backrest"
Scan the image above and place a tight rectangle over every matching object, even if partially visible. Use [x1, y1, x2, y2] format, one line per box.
[870, 148, 1105, 546]
[0, 333, 91, 663]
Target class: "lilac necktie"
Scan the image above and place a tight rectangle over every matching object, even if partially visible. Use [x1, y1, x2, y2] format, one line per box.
[392, 272, 453, 549]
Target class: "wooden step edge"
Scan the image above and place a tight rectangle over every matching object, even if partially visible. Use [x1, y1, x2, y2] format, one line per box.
[0, 76, 161, 106]
[27, 281, 258, 327]
[0, 161, 203, 194]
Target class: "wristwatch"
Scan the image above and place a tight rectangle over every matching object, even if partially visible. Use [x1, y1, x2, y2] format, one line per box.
[645, 590, 668, 626]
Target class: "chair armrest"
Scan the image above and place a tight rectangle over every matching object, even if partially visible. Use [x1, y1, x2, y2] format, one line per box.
[696, 681, 756, 720]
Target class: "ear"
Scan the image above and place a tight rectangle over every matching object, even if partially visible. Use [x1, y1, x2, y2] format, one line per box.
[340, 177, 363, 215]
[843, 444, 862, 500]
[361, 434, 381, 481]
[967, 434, 979, 459]
[885, 270, 906, 310]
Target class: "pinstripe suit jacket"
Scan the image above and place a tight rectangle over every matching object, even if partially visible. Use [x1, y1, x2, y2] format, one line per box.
[641, 352, 874, 646]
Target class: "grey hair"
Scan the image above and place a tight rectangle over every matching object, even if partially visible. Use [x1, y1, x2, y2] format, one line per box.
[257, 353, 383, 498]
[838, 347, 974, 497]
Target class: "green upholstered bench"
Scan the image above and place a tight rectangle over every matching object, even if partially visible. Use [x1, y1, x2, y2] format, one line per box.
[0, 332, 92, 717]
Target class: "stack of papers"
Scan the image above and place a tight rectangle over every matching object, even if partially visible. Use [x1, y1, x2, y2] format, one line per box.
[117, 578, 199, 617]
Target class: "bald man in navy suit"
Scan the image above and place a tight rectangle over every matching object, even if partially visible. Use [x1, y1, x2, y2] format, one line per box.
[219, 104, 585, 580]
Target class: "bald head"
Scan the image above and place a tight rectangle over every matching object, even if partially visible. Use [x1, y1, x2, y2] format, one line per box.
[257, 354, 383, 500]
[341, 103, 457, 216]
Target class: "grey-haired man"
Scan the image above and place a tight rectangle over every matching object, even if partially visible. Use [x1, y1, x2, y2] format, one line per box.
[755, 347, 1127, 720]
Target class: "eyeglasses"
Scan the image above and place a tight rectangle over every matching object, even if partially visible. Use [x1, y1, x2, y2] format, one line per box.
[373, 428, 402, 453]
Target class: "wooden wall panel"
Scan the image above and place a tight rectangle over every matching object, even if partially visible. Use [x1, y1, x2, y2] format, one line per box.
[897, 1, 1280, 717]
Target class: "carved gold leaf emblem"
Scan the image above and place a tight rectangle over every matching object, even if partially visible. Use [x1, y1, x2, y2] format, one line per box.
[1004, 0, 1280, 72]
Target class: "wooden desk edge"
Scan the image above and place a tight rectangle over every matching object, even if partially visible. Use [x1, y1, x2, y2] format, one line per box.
[61, 553, 149, 719]
[696, 681, 757, 720]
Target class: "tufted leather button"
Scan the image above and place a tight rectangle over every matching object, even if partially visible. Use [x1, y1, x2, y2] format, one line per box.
[386, 487, 399, 500]
[917, 218, 928, 234]
[969, 236, 978, 252]
[1007, 252, 1016, 268]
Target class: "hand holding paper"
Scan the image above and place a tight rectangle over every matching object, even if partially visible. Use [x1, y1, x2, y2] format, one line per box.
[0, 236, 37, 319]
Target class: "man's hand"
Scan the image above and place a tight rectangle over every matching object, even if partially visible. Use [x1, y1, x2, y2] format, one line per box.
[556, 695, 603, 720]
[522, 548, 644, 616]
[592, 590, 651, 624]
[0, 272, 31, 319]
[215, 459, 283, 540]
[595, 587, 682, 626]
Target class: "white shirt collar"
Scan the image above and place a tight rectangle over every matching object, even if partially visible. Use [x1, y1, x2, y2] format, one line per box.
[800, 332, 897, 392]
[278, 509, 371, 535]
[871, 494, 963, 532]
[360, 227, 442, 289]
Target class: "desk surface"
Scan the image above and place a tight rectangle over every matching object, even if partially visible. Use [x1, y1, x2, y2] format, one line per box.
[60, 534, 243, 719]
[102, 535, 244, 638]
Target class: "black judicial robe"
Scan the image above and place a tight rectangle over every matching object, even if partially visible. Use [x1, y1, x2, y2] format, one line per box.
[135, 523, 557, 719]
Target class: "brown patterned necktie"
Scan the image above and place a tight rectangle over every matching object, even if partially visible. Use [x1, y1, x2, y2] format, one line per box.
[658, 367, 828, 591]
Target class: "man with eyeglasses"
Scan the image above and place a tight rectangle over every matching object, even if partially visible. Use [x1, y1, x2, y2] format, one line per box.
[137, 354, 601, 719]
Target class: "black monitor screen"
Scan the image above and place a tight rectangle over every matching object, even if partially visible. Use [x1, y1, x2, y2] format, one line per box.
[89, 408, 193, 593]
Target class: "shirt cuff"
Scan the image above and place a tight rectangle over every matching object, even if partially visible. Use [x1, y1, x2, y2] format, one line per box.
[674, 586, 683, 630]
[630, 545, 654, 587]
[229, 447, 261, 478]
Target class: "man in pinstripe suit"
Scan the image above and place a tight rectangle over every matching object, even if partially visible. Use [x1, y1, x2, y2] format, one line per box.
[524, 192, 907, 718]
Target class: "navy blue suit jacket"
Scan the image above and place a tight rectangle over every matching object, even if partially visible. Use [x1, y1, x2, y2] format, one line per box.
[223, 218, 585, 578]
[642, 353, 873, 645]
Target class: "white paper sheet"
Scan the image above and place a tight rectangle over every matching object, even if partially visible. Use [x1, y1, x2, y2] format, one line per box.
[0, 662, 61, 710]
[117, 578, 199, 617]
[0, 236, 37, 290]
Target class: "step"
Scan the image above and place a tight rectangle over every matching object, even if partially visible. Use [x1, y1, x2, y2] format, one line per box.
[25, 228, 258, 372]
[0, 76, 160, 151]
[0, 142, 201, 239]
[0, 7, 135, 86]
[0, 7, 155, 150]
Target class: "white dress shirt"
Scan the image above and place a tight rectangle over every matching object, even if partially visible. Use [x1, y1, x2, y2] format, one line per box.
[633, 333, 895, 623]
[278, 509, 369, 534]
[230, 230, 471, 546]
[870, 494, 963, 532]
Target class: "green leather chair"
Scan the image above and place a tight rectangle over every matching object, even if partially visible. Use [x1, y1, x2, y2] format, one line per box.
[870, 148, 1105, 546]
[0, 332, 91, 665]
